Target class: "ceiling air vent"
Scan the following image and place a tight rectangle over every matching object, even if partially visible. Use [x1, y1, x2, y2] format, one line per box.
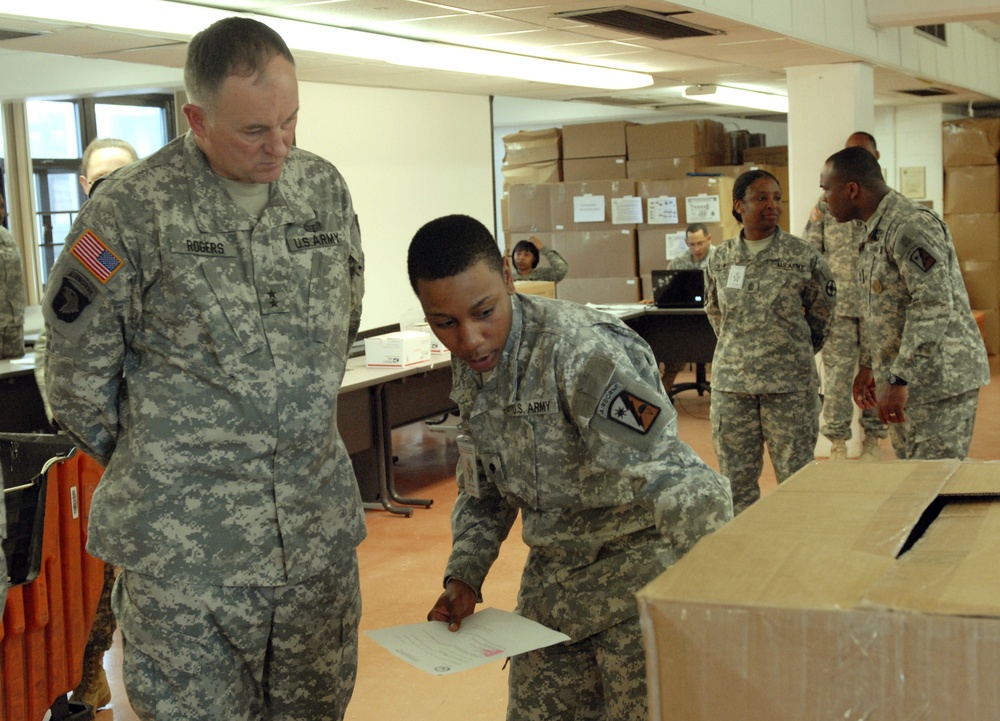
[899, 87, 953, 97]
[0, 29, 46, 41]
[553, 6, 723, 41]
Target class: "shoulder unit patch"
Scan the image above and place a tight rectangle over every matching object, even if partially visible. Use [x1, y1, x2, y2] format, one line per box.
[597, 383, 661, 434]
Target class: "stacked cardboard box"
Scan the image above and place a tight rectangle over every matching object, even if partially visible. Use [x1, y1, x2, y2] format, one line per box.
[501, 128, 562, 186]
[505, 179, 641, 304]
[638, 459, 1000, 721]
[943, 117, 1000, 353]
[503, 119, 790, 304]
[561, 120, 632, 182]
[625, 119, 727, 180]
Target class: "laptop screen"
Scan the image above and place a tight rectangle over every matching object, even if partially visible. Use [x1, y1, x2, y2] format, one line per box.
[651, 269, 706, 308]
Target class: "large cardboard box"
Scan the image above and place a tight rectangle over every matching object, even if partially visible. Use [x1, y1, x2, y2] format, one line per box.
[945, 212, 1000, 262]
[557, 277, 641, 304]
[562, 156, 627, 182]
[637, 460, 1000, 721]
[944, 165, 1000, 214]
[626, 154, 724, 180]
[942, 118, 1000, 167]
[548, 229, 638, 278]
[513, 280, 556, 298]
[741, 144, 789, 165]
[561, 120, 633, 159]
[637, 175, 741, 240]
[502, 128, 561, 166]
[502, 159, 561, 187]
[626, 120, 727, 161]
[508, 183, 555, 232]
[550, 180, 639, 232]
[961, 259, 1000, 309]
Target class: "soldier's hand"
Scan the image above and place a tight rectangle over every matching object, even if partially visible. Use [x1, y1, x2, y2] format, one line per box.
[853, 366, 877, 410]
[427, 578, 477, 631]
[877, 384, 907, 425]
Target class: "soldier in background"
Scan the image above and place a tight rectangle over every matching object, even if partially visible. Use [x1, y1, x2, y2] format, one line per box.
[42, 18, 365, 721]
[669, 222, 715, 270]
[820, 146, 989, 460]
[803, 132, 887, 462]
[705, 170, 836, 515]
[0, 193, 25, 360]
[661, 223, 715, 392]
[510, 234, 569, 282]
[410, 214, 731, 721]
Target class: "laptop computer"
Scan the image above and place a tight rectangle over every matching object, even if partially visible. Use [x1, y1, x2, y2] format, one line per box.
[651, 269, 706, 308]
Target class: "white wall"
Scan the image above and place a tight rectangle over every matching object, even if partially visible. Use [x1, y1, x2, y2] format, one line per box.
[875, 104, 946, 213]
[296, 82, 494, 332]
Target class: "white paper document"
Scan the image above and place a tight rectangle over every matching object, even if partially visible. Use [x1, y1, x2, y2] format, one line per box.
[365, 607, 570, 676]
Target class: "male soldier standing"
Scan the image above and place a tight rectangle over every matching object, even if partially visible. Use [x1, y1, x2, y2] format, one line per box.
[803, 132, 887, 461]
[42, 18, 365, 721]
[819, 146, 989, 460]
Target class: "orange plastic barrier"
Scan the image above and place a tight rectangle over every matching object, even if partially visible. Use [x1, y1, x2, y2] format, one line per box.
[1, 442, 105, 721]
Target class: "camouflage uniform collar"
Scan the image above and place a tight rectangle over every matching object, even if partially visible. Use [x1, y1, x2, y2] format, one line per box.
[184, 132, 314, 233]
[864, 191, 893, 239]
[501, 293, 524, 376]
[737, 227, 784, 259]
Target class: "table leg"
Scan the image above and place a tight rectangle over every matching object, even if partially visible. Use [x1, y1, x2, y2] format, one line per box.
[365, 383, 413, 516]
[376, 384, 433, 509]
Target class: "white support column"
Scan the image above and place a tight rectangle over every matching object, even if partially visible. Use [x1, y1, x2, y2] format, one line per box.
[786, 63, 875, 237]
[786, 63, 875, 460]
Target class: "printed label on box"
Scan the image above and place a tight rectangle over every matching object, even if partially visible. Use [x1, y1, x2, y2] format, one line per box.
[648, 196, 679, 225]
[686, 194, 721, 223]
[573, 194, 606, 223]
[611, 196, 643, 225]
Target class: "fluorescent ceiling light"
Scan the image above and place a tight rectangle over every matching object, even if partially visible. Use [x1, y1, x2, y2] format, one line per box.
[685, 84, 788, 113]
[0, 0, 654, 90]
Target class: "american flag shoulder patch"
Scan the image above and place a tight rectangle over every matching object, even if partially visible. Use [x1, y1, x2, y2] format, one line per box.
[70, 229, 122, 283]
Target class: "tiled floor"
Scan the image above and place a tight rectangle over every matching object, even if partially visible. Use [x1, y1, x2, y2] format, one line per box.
[94, 358, 1000, 721]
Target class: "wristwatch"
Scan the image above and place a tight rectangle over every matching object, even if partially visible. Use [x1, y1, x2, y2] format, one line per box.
[886, 372, 908, 386]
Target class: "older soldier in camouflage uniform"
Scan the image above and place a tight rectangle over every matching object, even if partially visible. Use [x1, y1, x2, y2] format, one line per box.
[669, 222, 715, 270]
[0, 194, 24, 360]
[409, 214, 732, 721]
[42, 18, 365, 721]
[706, 170, 836, 515]
[821, 146, 989, 459]
[803, 132, 887, 462]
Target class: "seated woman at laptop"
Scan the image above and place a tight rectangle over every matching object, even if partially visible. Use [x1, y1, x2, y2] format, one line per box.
[704, 169, 837, 516]
[669, 223, 715, 270]
[511, 235, 569, 282]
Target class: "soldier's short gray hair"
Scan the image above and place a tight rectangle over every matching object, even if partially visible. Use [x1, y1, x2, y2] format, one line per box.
[184, 17, 295, 112]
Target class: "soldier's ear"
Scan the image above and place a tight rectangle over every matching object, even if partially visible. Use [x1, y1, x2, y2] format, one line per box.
[183, 103, 209, 138]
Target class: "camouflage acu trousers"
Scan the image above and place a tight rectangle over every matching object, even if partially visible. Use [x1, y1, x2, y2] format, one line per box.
[711, 390, 821, 515]
[888, 389, 979, 460]
[820, 316, 887, 441]
[507, 616, 646, 721]
[112, 550, 361, 721]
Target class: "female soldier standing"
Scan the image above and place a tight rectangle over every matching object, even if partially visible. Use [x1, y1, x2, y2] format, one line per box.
[705, 169, 837, 515]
